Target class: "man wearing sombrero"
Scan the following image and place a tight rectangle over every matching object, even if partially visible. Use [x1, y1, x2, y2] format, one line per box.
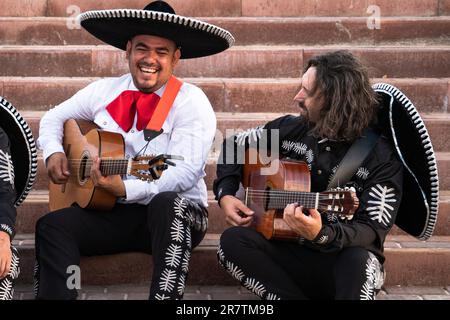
[35, 1, 234, 299]
[0, 97, 38, 300]
[214, 51, 439, 300]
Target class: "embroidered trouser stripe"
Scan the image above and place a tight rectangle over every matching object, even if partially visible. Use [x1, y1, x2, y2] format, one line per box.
[147, 193, 207, 300]
[0, 246, 20, 300]
[218, 227, 293, 300]
[34, 192, 207, 300]
[359, 252, 385, 300]
[218, 227, 383, 300]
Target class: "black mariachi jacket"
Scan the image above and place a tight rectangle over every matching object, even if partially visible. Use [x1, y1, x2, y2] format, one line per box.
[0, 127, 17, 240]
[213, 115, 404, 263]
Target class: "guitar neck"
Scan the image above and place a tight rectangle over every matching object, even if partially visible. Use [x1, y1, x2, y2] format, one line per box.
[84, 158, 129, 177]
[246, 188, 319, 210]
[268, 190, 319, 210]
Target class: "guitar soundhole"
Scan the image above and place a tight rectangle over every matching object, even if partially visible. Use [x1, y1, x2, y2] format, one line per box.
[78, 153, 90, 185]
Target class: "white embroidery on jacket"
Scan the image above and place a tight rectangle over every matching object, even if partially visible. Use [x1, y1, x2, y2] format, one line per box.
[366, 184, 396, 227]
[236, 127, 264, 146]
[356, 167, 370, 180]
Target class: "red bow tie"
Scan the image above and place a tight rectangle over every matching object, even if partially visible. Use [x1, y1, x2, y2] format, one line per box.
[106, 90, 160, 132]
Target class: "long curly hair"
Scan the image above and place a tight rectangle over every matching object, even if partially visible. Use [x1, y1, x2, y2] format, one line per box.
[306, 50, 379, 141]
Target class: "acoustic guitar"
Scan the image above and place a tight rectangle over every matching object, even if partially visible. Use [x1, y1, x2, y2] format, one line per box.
[242, 151, 359, 241]
[49, 119, 182, 211]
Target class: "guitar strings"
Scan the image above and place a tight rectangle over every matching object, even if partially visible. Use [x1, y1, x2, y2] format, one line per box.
[246, 190, 350, 211]
[247, 194, 338, 199]
[247, 191, 336, 196]
[67, 159, 129, 161]
[246, 191, 343, 199]
[246, 190, 346, 199]
[245, 190, 351, 213]
[246, 189, 348, 196]
[249, 198, 347, 212]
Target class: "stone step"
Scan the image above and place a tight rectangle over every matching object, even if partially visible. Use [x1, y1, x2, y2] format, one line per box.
[1, 17, 449, 46]
[213, 112, 450, 153]
[1, 45, 449, 78]
[20, 111, 450, 165]
[0, 0, 447, 17]
[1, 77, 449, 114]
[12, 233, 450, 286]
[15, 190, 450, 237]
[12, 283, 450, 300]
[31, 149, 450, 195]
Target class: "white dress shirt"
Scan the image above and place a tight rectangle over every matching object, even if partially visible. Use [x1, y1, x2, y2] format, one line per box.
[37, 73, 216, 207]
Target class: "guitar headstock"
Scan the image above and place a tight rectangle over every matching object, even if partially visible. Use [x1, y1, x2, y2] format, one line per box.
[319, 187, 359, 217]
[129, 154, 184, 182]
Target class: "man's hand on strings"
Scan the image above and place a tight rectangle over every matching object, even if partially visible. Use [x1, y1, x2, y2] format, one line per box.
[90, 156, 126, 197]
[283, 203, 322, 240]
[219, 195, 254, 227]
[46, 152, 70, 184]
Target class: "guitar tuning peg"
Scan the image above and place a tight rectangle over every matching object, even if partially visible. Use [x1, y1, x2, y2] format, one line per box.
[350, 187, 356, 192]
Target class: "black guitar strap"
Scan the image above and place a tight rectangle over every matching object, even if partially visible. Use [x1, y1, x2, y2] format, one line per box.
[327, 128, 380, 189]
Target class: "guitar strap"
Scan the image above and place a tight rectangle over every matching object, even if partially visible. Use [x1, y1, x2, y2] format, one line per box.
[327, 128, 380, 189]
[144, 75, 183, 141]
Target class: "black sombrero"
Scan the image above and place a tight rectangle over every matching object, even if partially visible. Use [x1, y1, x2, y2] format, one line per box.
[373, 83, 439, 240]
[0, 97, 38, 206]
[77, 0, 235, 59]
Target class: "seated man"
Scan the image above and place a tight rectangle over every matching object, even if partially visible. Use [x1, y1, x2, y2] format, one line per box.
[35, 1, 234, 300]
[213, 51, 404, 300]
[0, 97, 37, 300]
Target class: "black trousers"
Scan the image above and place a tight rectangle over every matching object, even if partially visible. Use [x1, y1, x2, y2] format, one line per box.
[0, 246, 20, 300]
[218, 227, 384, 300]
[34, 192, 207, 300]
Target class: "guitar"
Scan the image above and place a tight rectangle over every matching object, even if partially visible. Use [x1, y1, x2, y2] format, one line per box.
[242, 151, 359, 241]
[49, 119, 182, 211]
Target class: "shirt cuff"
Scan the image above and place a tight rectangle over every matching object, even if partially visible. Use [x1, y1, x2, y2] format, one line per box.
[123, 179, 158, 204]
[216, 188, 238, 208]
[214, 177, 240, 206]
[0, 223, 14, 240]
[42, 144, 65, 164]
[312, 225, 333, 246]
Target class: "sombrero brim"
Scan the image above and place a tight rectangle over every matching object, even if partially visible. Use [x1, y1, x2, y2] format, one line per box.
[373, 83, 439, 240]
[0, 97, 38, 207]
[78, 9, 235, 59]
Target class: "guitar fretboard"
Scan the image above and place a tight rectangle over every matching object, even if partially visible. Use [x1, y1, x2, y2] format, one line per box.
[100, 159, 129, 176]
[246, 189, 319, 210]
[79, 159, 129, 177]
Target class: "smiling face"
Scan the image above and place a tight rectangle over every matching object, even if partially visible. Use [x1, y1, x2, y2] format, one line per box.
[126, 34, 181, 93]
[293, 66, 325, 124]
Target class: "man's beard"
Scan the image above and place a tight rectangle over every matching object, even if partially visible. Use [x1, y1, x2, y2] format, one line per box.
[298, 101, 309, 121]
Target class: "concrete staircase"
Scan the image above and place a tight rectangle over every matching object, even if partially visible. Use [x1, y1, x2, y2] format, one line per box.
[1, 0, 449, 290]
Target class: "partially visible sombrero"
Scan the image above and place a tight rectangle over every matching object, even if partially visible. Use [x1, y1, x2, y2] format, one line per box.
[77, 0, 235, 59]
[373, 83, 439, 240]
[0, 96, 38, 206]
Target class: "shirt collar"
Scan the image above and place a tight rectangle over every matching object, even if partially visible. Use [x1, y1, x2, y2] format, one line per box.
[128, 74, 166, 98]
